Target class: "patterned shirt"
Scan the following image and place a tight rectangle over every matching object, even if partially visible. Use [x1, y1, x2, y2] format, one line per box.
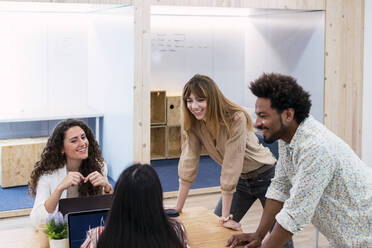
[266, 116, 372, 247]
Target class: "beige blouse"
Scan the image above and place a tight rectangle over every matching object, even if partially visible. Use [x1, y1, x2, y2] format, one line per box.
[178, 111, 276, 195]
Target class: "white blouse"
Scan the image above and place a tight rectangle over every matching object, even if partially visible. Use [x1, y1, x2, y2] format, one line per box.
[30, 163, 108, 228]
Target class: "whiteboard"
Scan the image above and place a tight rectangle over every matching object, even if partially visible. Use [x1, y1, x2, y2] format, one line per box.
[151, 16, 245, 105]
[151, 10, 324, 122]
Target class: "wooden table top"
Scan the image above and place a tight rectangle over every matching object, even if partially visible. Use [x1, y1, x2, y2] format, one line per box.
[0, 207, 242, 248]
[0, 227, 49, 248]
[179, 207, 242, 248]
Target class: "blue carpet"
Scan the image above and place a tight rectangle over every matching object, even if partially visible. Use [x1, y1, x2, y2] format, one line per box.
[0, 157, 220, 211]
[0, 185, 34, 211]
[152, 156, 221, 192]
[0, 134, 276, 212]
[0, 177, 116, 212]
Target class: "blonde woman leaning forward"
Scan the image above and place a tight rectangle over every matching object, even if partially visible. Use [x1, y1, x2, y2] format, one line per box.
[174, 75, 293, 247]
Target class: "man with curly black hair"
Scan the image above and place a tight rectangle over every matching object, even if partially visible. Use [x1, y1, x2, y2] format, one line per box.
[226, 73, 372, 248]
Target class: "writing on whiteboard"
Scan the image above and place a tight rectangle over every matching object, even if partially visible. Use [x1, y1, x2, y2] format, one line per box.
[152, 32, 208, 53]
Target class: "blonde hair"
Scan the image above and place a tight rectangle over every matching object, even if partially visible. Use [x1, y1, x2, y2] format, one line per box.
[182, 74, 253, 137]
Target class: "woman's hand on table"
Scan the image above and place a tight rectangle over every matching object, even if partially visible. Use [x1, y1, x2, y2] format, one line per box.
[222, 219, 242, 231]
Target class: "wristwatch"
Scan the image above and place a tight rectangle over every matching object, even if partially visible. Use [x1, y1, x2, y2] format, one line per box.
[219, 214, 233, 223]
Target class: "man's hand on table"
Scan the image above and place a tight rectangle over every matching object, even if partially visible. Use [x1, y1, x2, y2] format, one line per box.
[225, 232, 262, 248]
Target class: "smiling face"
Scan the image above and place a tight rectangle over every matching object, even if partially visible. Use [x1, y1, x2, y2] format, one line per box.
[186, 92, 208, 121]
[255, 98, 287, 144]
[61, 126, 89, 162]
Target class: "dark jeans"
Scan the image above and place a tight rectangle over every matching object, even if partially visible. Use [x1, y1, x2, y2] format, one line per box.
[214, 166, 294, 248]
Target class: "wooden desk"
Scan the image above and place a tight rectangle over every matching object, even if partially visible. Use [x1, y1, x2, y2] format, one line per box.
[0, 207, 242, 248]
[179, 207, 243, 248]
[0, 227, 49, 248]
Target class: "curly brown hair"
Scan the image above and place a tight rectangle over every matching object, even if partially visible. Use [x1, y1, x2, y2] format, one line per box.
[250, 73, 312, 124]
[28, 119, 104, 197]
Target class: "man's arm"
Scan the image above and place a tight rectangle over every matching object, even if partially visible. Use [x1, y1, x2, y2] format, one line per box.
[261, 222, 293, 248]
[226, 199, 284, 247]
[272, 149, 336, 235]
[255, 199, 284, 240]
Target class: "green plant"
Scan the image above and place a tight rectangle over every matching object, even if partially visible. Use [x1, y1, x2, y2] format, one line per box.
[44, 211, 68, 240]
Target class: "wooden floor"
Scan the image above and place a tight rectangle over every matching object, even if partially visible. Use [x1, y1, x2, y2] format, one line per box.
[0, 192, 329, 247]
[164, 192, 329, 248]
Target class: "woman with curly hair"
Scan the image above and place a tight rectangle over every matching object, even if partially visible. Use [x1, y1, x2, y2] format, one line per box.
[29, 119, 112, 228]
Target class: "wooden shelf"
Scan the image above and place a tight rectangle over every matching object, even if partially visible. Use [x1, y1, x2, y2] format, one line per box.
[150, 126, 166, 159]
[151, 90, 167, 125]
[167, 126, 181, 158]
[166, 94, 181, 127]
[0, 137, 48, 188]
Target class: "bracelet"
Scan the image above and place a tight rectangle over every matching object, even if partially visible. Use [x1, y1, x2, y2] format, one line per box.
[219, 214, 233, 223]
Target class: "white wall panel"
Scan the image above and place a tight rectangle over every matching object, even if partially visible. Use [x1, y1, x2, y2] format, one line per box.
[150, 7, 324, 122]
[362, 1, 372, 167]
[90, 7, 135, 179]
[0, 3, 135, 179]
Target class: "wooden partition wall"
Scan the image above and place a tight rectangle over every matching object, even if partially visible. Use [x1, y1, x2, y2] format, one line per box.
[324, 0, 364, 155]
[0, 0, 364, 219]
[133, 0, 365, 163]
[2, 0, 364, 162]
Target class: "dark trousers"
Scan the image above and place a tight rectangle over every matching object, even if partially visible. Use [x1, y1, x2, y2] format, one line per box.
[214, 167, 294, 248]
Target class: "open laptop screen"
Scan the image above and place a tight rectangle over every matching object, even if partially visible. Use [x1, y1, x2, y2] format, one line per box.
[67, 209, 109, 248]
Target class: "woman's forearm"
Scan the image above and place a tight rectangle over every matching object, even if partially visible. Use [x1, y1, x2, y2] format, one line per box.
[175, 183, 191, 212]
[44, 186, 64, 213]
[221, 193, 233, 217]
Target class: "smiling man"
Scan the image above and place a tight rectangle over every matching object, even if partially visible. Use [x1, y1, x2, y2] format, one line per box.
[226, 73, 372, 248]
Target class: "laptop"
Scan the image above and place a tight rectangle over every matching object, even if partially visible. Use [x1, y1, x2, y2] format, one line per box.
[58, 194, 113, 216]
[67, 209, 109, 248]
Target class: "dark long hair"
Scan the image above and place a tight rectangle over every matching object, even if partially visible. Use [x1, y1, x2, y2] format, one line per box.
[28, 119, 104, 196]
[97, 164, 183, 248]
